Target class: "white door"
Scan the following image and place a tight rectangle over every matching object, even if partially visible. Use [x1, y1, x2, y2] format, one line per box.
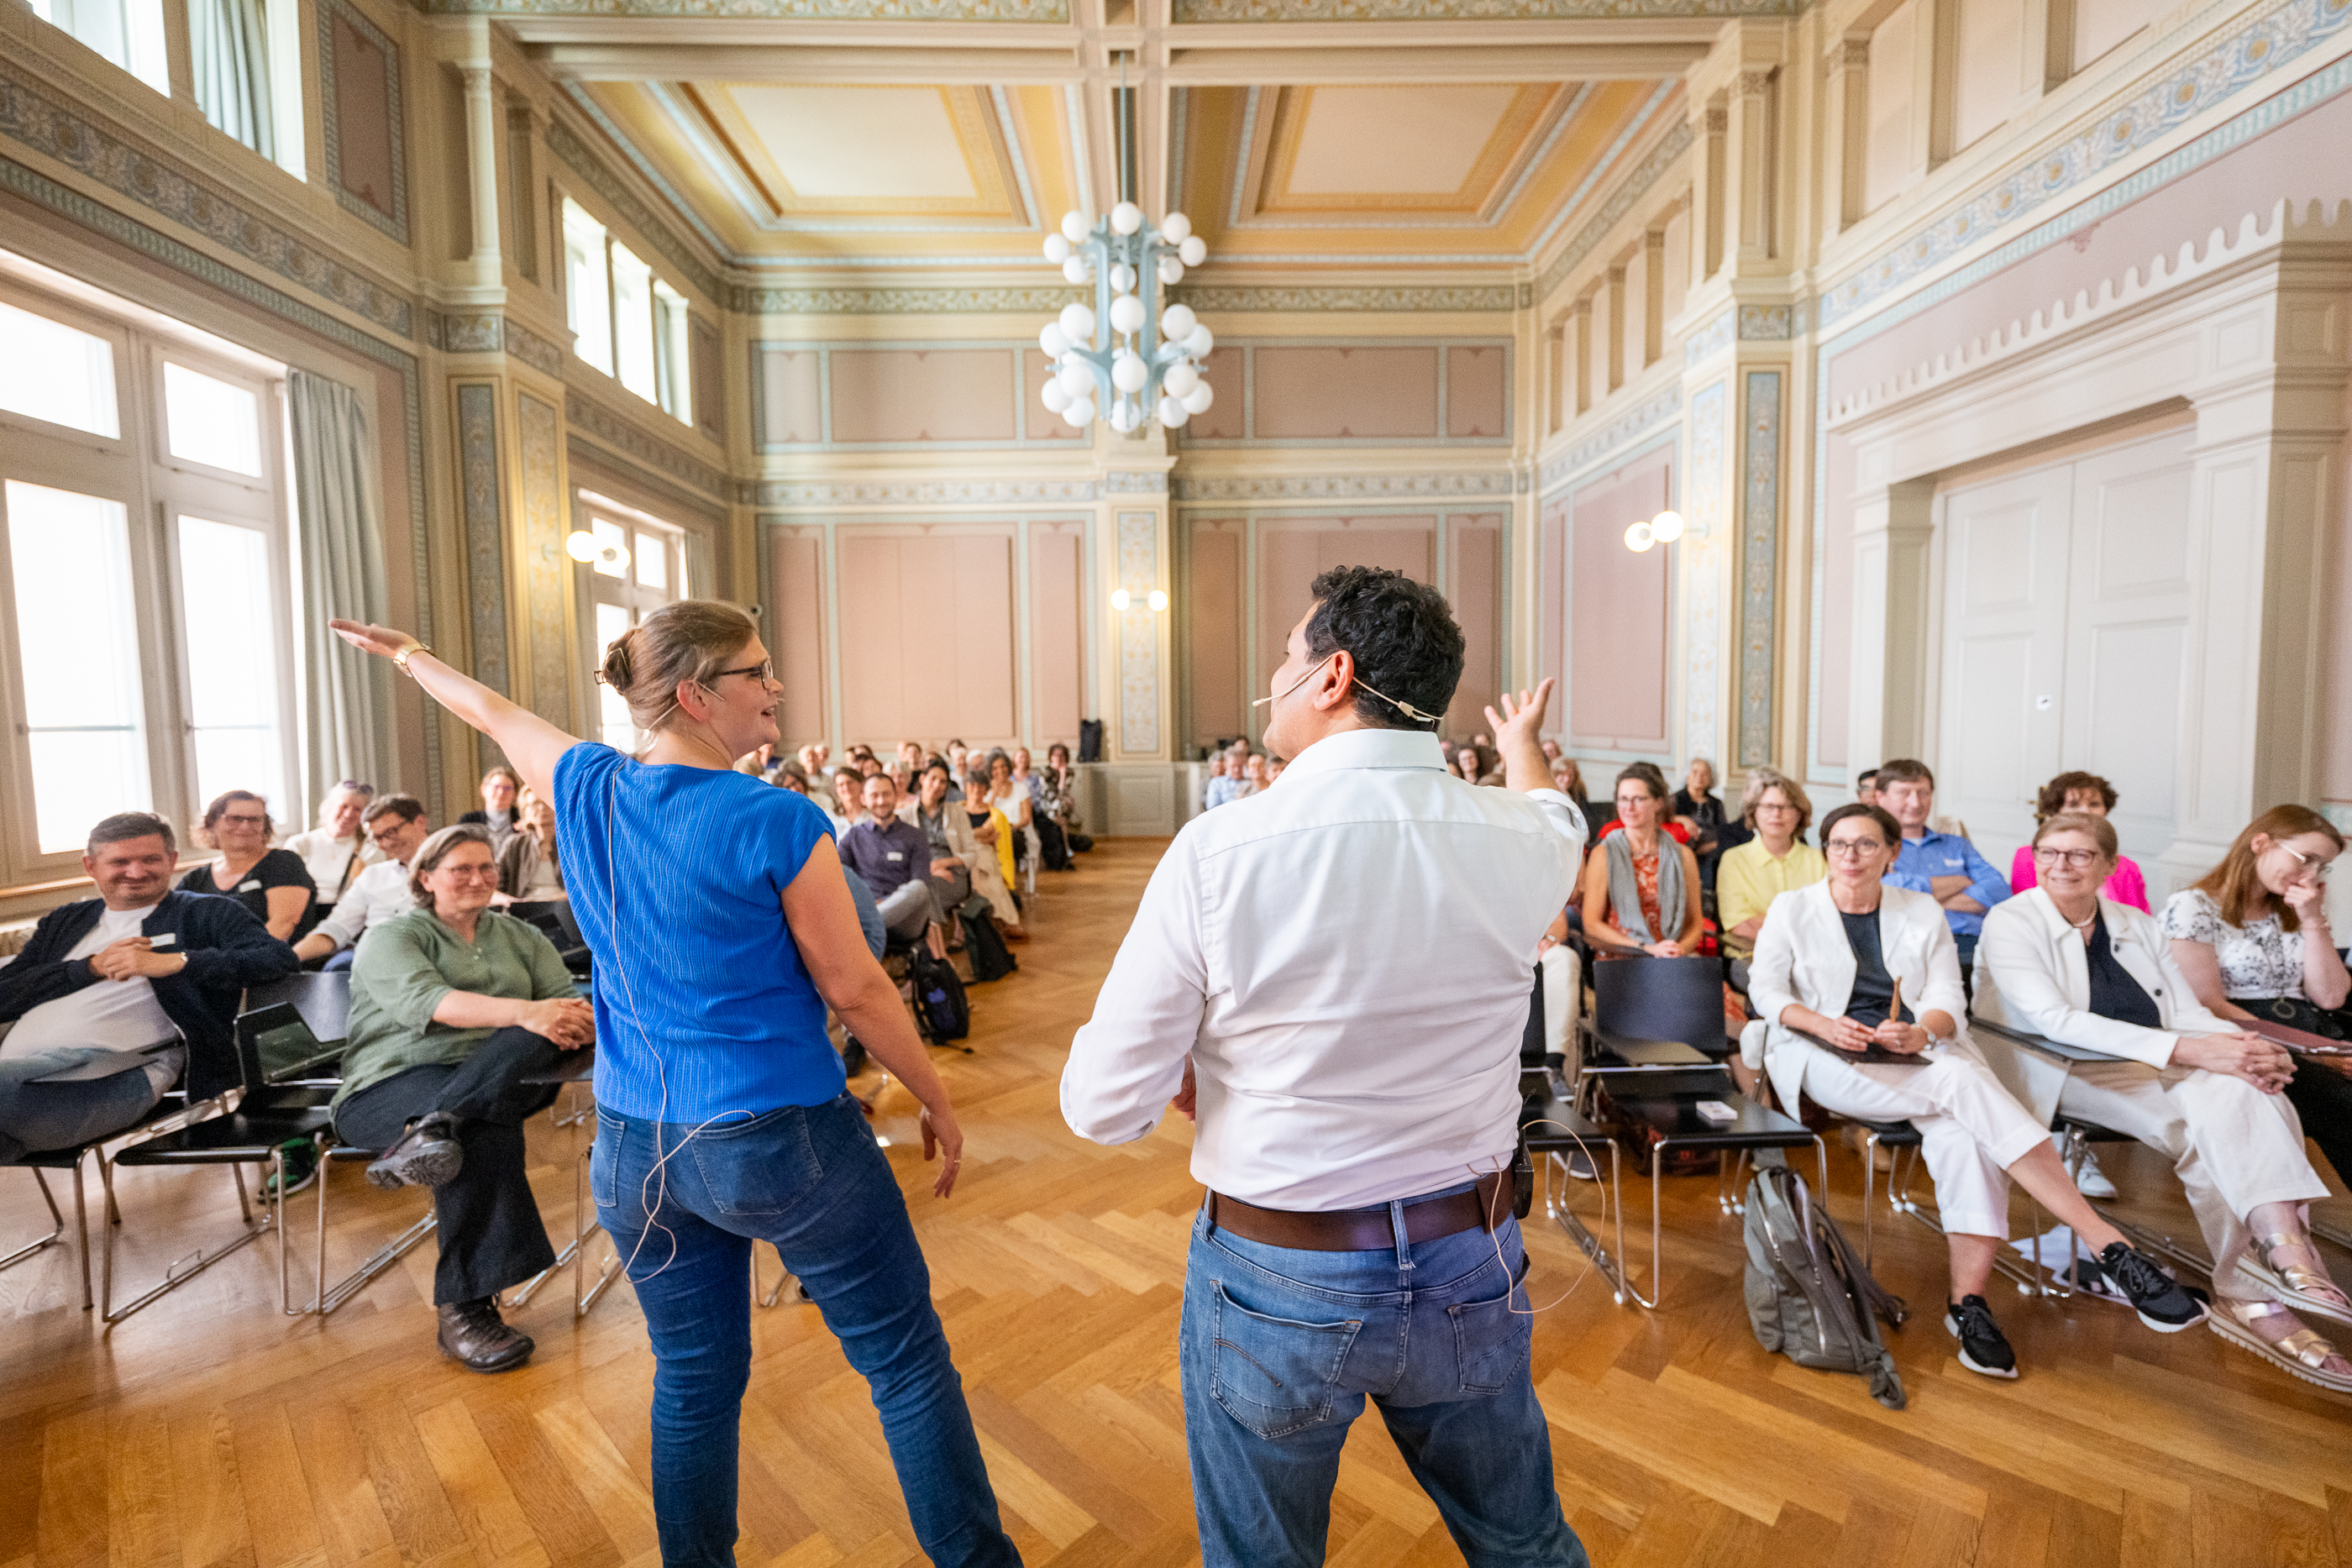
[2061, 429, 2197, 867]
[1936, 464, 2073, 861]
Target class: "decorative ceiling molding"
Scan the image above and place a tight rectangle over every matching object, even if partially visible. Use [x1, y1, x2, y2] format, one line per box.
[545, 113, 727, 302]
[1535, 114, 1691, 302]
[1817, 0, 2350, 332]
[423, 0, 1068, 16]
[1174, 471, 1515, 499]
[1170, 0, 1790, 18]
[1538, 381, 1681, 491]
[1175, 284, 1520, 310]
[423, 310, 571, 378]
[732, 284, 1082, 312]
[754, 478, 1100, 505]
[567, 388, 731, 496]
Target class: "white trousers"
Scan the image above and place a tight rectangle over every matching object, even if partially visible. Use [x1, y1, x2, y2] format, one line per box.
[1782, 1040, 2049, 1239]
[2057, 1060, 2328, 1301]
[1538, 945, 1582, 1062]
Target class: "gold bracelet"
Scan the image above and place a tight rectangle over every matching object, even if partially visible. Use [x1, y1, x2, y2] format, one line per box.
[392, 643, 431, 679]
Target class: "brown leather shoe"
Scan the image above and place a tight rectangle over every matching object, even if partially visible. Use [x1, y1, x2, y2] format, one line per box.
[437, 1298, 534, 1372]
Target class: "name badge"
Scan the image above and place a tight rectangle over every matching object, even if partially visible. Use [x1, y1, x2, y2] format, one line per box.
[150, 932, 178, 949]
[886, 851, 905, 862]
[239, 879, 264, 893]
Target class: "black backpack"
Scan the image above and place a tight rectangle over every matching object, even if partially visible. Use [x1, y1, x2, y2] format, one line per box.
[959, 908, 1018, 983]
[908, 949, 970, 1041]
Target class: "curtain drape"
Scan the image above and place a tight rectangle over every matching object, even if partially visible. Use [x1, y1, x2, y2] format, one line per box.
[288, 370, 390, 813]
[187, 0, 273, 159]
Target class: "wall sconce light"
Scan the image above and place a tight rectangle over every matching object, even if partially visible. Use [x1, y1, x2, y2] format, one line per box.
[1623, 521, 1655, 553]
[1622, 511, 1683, 553]
[1110, 587, 1131, 611]
[565, 530, 629, 571]
[1147, 589, 1168, 612]
[1112, 588, 1171, 612]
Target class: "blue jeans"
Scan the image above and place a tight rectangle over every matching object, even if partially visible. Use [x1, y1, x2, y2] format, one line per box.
[593, 1093, 1021, 1568]
[0, 1046, 181, 1162]
[1180, 1190, 1588, 1568]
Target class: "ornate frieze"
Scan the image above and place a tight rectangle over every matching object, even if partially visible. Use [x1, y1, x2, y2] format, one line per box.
[1536, 119, 1694, 303]
[457, 384, 512, 700]
[1738, 370, 1781, 768]
[566, 390, 729, 498]
[1173, 472, 1514, 501]
[736, 286, 1082, 315]
[1175, 286, 1519, 312]
[753, 478, 1100, 506]
[1173, 0, 1789, 18]
[426, 0, 1066, 14]
[1538, 385, 1682, 492]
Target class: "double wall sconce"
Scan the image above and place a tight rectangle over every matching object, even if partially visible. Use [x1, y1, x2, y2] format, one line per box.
[1622, 511, 1685, 553]
[1110, 588, 1169, 612]
[564, 530, 628, 571]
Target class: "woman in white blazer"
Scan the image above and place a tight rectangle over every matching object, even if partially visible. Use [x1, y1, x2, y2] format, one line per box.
[1976, 813, 2349, 1390]
[1749, 803, 2206, 1378]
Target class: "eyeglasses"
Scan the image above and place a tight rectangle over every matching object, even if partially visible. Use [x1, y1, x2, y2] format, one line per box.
[1824, 836, 1887, 857]
[2276, 842, 2338, 882]
[437, 864, 499, 882]
[709, 660, 774, 685]
[1754, 801, 1798, 815]
[219, 813, 269, 827]
[2034, 846, 2103, 868]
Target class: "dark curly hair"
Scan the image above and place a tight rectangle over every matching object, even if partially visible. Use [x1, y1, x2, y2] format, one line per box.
[1303, 566, 1463, 732]
[2034, 769, 2118, 823]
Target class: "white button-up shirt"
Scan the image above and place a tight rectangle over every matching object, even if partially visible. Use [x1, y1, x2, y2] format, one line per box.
[313, 857, 414, 952]
[1062, 727, 1586, 1210]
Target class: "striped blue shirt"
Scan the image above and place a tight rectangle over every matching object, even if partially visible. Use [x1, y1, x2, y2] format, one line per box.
[554, 742, 841, 1120]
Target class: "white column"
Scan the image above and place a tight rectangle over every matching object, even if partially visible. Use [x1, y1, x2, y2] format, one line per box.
[1845, 478, 1936, 774]
[462, 64, 502, 290]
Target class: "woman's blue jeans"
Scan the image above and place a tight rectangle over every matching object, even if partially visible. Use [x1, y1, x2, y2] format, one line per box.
[1179, 1189, 1588, 1568]
[593, 1093, 1021, 1568]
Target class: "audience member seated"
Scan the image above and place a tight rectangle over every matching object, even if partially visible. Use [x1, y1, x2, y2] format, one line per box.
[1205, 742, 1248, 809]
[283, 779, 383, 913]
[1977, 812, 2349, 1389]
[1035, 743, 1083, 865]
[1877, 758, 2010, 982]
[1717, 768, 1826, 962]
[858, 755, 885, 779]
[335, 824, 591, 1373]
[0, 812, 297, 1153]
[1672, 757, 1727, 864]
[1580, 762, 1704, 957]
[293, 794, 433, 969]
[1748, 802, 2207, 1377]
[178, 789, 319, 941]
[795, 743, 827, 780]
[496, 787, 565, 903]
[1854, 767, 1881, 809]
[458, 765, 522, 852]
[900, 762, 977, 915]
[2162, 805, 2352, 1188]
[839, 774, 948, 960]
[1266, 755, 1287, 785]
[984, 751, 1033, 875]
[824, 767, 864, 833]
[2006, 771, 2150, 913]
[1450, 741, 1494, 784]
[965, 768, 1023, 931]
[1200, 752, 1229, 811]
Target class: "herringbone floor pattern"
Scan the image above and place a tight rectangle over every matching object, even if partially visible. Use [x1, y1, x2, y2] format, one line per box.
[3, 838, 2349, 1567]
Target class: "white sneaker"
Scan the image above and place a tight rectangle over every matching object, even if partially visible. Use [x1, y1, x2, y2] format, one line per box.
[2052, 1131, 2118, 1198]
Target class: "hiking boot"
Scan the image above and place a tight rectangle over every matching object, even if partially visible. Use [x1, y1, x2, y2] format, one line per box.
[1945, 1294, 2018, 1379]
[437, 1298, 534, 1372]
[2098, 1241, 2209, 1331]
[366, 1112, 463, 1191]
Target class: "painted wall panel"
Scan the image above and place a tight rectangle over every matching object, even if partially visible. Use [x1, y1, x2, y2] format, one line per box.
[1446, 514, 1504, 736]
[1255, 517, 1436, 737]
[1865, 0, 1918, 214]
[1189, 522, 1246, 743]
[327, 9, 399, 225]
[770, 529, 827, 745]
[1191, 348, 1246, 439]
[837, 529, 1016, 745]
[1254, 347, 1441, 439]
[1446, 347, 1509, 438]
[758, 349, 822, 445]
[1540, 496, 1568, 721]
[1029, 522, 1084, 744]
[1569, 459, 1671, 751]
[1023, 350, 1088, 442]
[1955, 0, 2032, 151]
[828, 348, 1016, 444]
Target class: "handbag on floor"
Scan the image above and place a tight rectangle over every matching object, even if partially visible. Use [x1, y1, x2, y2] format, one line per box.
[908, 950, 970, 1041]
[959, 909, 1018, 983]
[1743, 1146, 1908, 1409]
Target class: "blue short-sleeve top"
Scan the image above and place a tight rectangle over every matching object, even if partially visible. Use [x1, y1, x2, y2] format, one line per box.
[554, 742, 841, 1120]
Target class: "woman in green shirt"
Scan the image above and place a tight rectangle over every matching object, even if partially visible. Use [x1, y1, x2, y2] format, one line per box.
[334, 824, 593, 1372]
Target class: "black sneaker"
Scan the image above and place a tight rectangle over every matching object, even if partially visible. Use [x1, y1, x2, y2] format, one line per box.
[2097, 1241, 2209, 1331]
[366, 1112, 464, 1191]
[1945, 1293, 2019, 1378]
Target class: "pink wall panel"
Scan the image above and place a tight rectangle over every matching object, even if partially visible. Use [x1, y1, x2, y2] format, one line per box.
[1540, 497, 1568, 730]
[1446, 515, 1503, 736]
[827, 349, 1016, 444]
[759, 350, 822, 445]
[769, 530, 828, 746]
[1028, 523, 1084, 745]
[1569, 459, 1671, 751]
[1024, 350, 1087, 443]
[1189, 523, 1246, 742]
[1254, 348, 1441, 439]
[1446, 347, 1509, 438]
[328, 14, 397, 221]
[1190, 348, 1245, 439]
[837, 529, 1016, 746]
[1816, 433, 1856, 767]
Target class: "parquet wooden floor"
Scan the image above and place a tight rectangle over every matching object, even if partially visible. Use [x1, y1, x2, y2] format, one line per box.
[5, 837, 2350, 1568]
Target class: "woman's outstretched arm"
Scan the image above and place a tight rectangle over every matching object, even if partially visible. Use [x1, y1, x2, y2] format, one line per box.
[331, 620, 583, 802]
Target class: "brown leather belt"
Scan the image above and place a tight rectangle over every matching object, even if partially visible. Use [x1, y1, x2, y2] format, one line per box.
[1205, 1171, 1514, 1252]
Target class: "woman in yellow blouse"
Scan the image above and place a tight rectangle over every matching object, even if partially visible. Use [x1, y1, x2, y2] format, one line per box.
[1717, 768, 1828, 959]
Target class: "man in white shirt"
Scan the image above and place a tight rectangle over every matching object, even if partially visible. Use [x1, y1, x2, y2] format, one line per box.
[281, 779, 385, 910]
[1063, 565, 1590, 1568]
[292, 794, 433, 968]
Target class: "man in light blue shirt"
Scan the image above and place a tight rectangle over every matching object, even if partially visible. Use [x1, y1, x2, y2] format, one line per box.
[1875, 758, 2010, 981]
[1202, 742, 1249, 809]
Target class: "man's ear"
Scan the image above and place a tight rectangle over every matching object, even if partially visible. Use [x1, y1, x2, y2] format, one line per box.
[1315, 650, 1356, 713]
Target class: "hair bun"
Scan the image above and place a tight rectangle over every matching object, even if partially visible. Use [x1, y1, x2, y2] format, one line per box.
[601, 628, 637, 691]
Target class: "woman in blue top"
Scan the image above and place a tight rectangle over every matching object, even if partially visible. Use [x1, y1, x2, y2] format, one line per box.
[331, 603, 1018, 1568]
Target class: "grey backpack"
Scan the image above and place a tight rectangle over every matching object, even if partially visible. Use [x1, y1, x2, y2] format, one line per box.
[1742, 1148, 1909, 1409]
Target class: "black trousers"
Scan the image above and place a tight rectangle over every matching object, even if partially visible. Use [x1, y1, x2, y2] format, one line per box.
[1037, 816, 1071, 871]
[335, 1025, 564, 1305]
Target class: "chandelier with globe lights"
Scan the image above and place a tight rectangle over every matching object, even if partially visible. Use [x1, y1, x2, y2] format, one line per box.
[1037, 79, 1214, 434]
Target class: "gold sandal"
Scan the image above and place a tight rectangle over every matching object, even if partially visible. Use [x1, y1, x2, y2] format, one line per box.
[2239, 1230, 2352, 1327]
[2208, 1298, 2352, 1395]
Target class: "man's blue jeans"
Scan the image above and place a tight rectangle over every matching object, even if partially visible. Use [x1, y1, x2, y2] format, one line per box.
[1179, 1188, 1588, 1568]
[593, 1093, 1021, 1568]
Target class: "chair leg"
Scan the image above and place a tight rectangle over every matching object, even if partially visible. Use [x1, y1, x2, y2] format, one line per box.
[0, 1167, 68, 1284]
[1542, 1146, 1629, 1308]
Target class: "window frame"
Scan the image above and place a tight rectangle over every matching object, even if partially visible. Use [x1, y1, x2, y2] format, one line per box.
[559, 191, 698, 428]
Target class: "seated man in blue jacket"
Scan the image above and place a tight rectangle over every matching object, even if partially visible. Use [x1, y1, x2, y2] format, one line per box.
[0, 811, 297, 1159]
[1875, 758, 2011, 985]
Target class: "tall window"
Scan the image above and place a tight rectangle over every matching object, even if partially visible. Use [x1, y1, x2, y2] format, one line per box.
[0, 279, 296, 878]
[576, 493, 682, 753]
[28, 0, 170, 95]
[560, 197, 696, 427]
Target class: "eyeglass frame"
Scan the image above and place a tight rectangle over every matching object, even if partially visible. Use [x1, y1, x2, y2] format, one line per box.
[1823, 834, 1891, 858]
[2273, 839, 2338, 883]
[2033, 845, 2105, 868]
[707, 660, 775, 686]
